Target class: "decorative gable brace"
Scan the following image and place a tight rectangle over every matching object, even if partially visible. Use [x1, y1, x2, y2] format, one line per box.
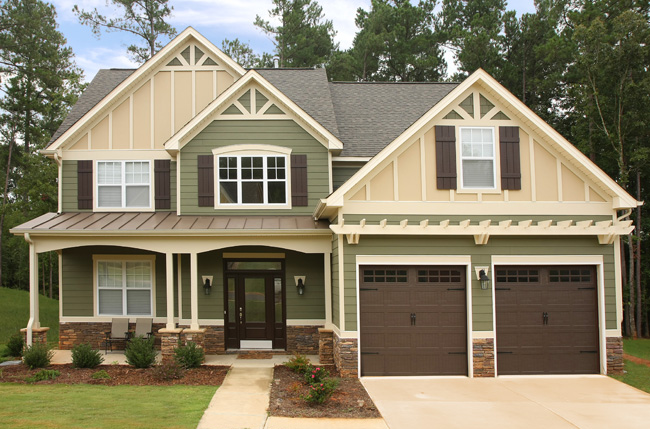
[197, 155, 214, 207]
[77, 160, 93, 210]
[499, 126, 521, 190]
[435, 125, 457, 190]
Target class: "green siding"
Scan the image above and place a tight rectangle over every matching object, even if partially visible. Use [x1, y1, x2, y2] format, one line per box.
[179, 120, 329, 215]
[332, 166, 363, 190]
[340, 236, 616, 332]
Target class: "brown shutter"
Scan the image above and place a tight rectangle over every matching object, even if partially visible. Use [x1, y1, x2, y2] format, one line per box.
[291, 154, 308, 206]
[154, 160, 171, 209]
[197, 155, 214, 207]
[499, 126, 521, 190]
[435, 125, 457, 189]
[77, 160, 93, 210]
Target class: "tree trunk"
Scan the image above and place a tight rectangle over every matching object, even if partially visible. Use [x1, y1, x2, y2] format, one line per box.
[635, 171, 642, 336]
[621, 237, 630, 336]
[0, 131, 15, 288]
[628, 234, 636, 337]
[49, 251, 53, 299]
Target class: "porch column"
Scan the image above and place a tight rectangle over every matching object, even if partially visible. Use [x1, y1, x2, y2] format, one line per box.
[324, 251, 332, 328]
[165, 253, 175, 330]
[190, 252, 199, 330]
[25, 233, 40, 345]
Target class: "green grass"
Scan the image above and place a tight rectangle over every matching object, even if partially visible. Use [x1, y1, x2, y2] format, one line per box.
[623, 338, 650, 361]
[0, 384, 217, 428]
[0, 287, 59, 348]
[611, 360, 650, 394]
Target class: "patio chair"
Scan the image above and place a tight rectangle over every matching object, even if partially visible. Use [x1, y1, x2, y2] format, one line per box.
[131, 318, 153, 340]
[103, 318, 129, 354]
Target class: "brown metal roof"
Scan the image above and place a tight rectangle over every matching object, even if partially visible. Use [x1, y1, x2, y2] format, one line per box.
[11, 212, 330, 234]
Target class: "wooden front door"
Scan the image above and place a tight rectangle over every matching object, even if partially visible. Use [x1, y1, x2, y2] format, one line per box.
[224, 261, 286, 349]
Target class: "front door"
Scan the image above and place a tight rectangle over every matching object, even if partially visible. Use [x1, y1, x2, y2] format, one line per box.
[224, 260, 286, 349]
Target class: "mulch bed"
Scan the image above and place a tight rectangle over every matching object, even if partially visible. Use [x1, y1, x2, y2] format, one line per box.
[269, 365, 381, 418]
[0, 363, 229, 386]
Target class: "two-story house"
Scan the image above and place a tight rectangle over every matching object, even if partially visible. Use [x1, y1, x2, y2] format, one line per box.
[13, 27, 637, 377]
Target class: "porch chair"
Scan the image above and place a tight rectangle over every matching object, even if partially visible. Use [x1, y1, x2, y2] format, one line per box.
[103, 318, 129, 354]
[131, 318, 153, 340]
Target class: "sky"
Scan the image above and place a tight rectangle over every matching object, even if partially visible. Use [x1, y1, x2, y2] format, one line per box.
[49, 0, 537, 82]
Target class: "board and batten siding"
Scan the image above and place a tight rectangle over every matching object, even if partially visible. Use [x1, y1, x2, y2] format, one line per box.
[61, 247, 169, 317]
[179, 120, 329, 215]
[61, 160, 177, 212]
[340, 235, 616, 332]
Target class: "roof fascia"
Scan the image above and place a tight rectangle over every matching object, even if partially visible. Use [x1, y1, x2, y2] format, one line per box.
[47, 27, 245, 152]
[165, 70, 344, 152]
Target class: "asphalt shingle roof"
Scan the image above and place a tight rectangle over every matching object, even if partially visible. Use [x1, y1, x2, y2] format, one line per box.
[49, 68, 458, 157]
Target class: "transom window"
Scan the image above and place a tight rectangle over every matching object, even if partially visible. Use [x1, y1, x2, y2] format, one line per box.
[218, 155, 287, 205]
[97, 259, 152, 316]
[363, 269, 408, 283]
[97, 161, 151, 208]
[460, 127, 496, 189]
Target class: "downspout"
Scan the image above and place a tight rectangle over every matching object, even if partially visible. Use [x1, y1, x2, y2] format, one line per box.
[24, 233, 35, 346]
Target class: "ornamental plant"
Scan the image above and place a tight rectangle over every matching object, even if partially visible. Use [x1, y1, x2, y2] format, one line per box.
[5, 332, 24, 357]
[285, 353, 311, 374]
[302, 378, 339, 404]
[174, 342, 204, 369]
[304, 366, 330, 384]
[125, 336, 157, 368]
[22, 343, 54, 369]
[71, 343, 104, 368]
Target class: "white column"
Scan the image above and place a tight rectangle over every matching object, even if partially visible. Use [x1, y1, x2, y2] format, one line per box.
[165, 253, 175, 330]
[324, 251, 332, 329]
[26, 235, 40, 345]
[190, 252, 199, 330]
[177, 254, 183, 322]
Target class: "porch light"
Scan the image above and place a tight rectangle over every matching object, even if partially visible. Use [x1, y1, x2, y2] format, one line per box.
[295, 276, 306, 295]
[202, 276, 213, 296]
[478, 269, 490, 290]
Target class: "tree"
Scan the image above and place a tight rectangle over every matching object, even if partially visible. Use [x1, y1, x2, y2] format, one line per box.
[0, 0, 84, 292]
[221, 38, 273, 68]
[73, 0, 177, 64]
[254, 0, 336, 68]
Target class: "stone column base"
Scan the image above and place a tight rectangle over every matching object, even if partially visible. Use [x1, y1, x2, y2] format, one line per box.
[181, 328, 207, 350]
[472, 338, 495, 377]
[21, 327, 50, 348]
[318, 328, 334, 365]
[606, 336, 624, 375]
[158, 328, 183, 363]
[333, 331, 358, 378]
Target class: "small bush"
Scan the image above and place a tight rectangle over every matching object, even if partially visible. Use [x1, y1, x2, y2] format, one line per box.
[285, 353, 311, 374]
[22, 343, 54, 369]
[71, 343, 104, 368]
[25, 369, 60, 383]
[91, 370, 111, 380]
[174, 342, 204, 369]
[125, 336, 157, 368]
[153, 361, 186, 381]
[304, 366, 330, 384]
[6, 333, 24, 357]
[302, 378, 339, 404]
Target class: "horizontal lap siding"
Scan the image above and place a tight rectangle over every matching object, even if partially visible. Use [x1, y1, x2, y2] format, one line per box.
[180, 120, 329, 215]
[286, 252, 325, 319]
[333, 166, 362, 190]
[341, 236, 615, 332]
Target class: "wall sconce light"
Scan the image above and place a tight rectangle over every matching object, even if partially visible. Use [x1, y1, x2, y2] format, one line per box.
[294, 276, 306, 295]
[475, 267, 490, 290]
[202, 276, 213, 296]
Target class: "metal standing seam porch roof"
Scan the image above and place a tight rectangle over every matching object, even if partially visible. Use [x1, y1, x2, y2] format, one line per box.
[11, 212, 330, 235]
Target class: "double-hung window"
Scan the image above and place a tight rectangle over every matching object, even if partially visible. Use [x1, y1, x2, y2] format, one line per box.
[460, 127, 496, 189]
[97, 161, 151, 208]
[218, 155, 288, 205]
[97, 259, 153, 316]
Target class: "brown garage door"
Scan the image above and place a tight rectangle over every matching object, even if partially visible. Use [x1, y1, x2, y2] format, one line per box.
[359, 266, 467, 376]
[495, 266, 599, 375]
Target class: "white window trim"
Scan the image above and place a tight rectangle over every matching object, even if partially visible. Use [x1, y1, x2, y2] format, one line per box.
[458, 127, 498, 191]
[93, 255, 156, 317]
[94, 160, 154, 212]
[212, 145, 292, 210]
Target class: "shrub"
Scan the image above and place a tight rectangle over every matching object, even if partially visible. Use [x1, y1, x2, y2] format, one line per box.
[304, 366, 330, 384]
[125, 336, 157, 368]
[6, 333, 24, 357]
[71, 343, 104, 368]
[153, 361, 186, 381]
[285, 353, 311, 374]
[174, 342, 204, 369]
[91, 370, 111, 380]
[302, 378, 339, 404]
[25, 369, 60, 383]
[22, 343, 54, 369]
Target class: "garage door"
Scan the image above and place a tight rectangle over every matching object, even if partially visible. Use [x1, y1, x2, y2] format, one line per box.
[495, 266, 599, 375]
[359, 266, 467, 376]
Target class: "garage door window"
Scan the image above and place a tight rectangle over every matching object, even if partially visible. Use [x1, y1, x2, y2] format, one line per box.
[549, 269, 592, 283]
[496, 268, 539, 283]
[417, 269, 462, 283]
[362, 269, 408, 283]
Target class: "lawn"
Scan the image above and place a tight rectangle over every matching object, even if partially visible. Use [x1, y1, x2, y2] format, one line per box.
[0, 287, 59, 347]
[0, 384, 217, 429]
[623, 338, 650, 361]
[611, 360, 650, 394]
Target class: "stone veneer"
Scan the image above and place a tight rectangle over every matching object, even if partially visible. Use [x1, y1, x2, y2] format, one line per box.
[318, 328, 334, 365]
[21, 327, 50, 348]
[59, 322, 165, 350]
[333, 332, 358, 378]
[472, 338, 495, 377]
[606, 336, 624, 375]
[286, 325, 320, 354]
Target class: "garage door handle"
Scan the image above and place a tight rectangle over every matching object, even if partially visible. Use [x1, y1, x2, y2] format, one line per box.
[543, 312, 548, 325]
[411, 313, 416, 326]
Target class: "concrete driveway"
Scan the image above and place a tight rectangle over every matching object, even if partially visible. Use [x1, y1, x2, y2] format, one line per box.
[362, 376, 650, 429]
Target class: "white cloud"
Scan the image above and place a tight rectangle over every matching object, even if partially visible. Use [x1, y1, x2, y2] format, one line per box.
[75, 47, 138, 82]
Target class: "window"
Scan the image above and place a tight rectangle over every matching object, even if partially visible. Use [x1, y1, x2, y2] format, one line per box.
[217, 155, 287, 205]
[97, 161, 151, 208]
[460, 127, 496, 189]
[97, 259, 153, 316]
